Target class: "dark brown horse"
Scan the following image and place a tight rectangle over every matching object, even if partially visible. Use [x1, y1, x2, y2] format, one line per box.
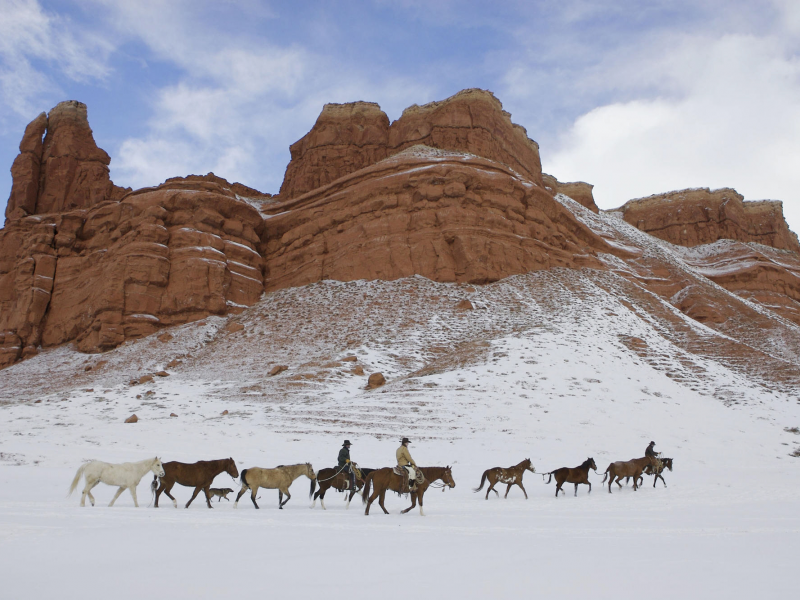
[309, 464, 375, 510]
[642, 457, 673, 487]
[602, 456, 655, 492]
[543, 458, 597, 497]
[400, 466, 456, 515]
[473, 458, 535, 499]
[362, 466, 455, 515]
[153, 458, 238, 508]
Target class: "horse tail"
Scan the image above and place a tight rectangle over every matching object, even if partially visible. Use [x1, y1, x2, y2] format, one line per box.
[473, 470, 488, 492]
[542, 472, 553, 484]
[309, 476, 317, 500]
[240, 469, 249, 488]
[602, 466, 610, 484]
[361, 472, 373, 505]
[68, 462, 89, 496]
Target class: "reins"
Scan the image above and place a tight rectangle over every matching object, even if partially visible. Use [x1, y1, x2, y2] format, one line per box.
[317, 463, 349, 483]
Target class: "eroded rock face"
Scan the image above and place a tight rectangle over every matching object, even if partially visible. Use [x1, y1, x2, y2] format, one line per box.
[263, 146, 617, 291]
[279, 89, 543, 199]
[0, 178, 265, 366]
[618, 188, 800, 253]
[5, 101, 129, 222]
[543, 174, 598, 213]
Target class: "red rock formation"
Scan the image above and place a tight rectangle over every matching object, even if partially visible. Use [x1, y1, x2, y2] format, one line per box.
[279, 102, 390, 199]
[164, 172, 272, 199]
[542, 174, 598, 213]
[5, 101, 129, 223]
[263, 146, 618, 291]
[617, 188, 800, 253]
[279, 89, 543, 199]
[0, 179, 265, 367]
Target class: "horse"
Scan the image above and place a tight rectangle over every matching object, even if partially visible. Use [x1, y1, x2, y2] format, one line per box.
[309, 464, 375, 510]
[473, 458, 535, 499]
[602, 456, 656, 492]
[643, 457, 673, 487]
[152, 458, 238, 508]
[68, 457, 165, 507]
[400, 466, 456, 516]
[234, 463, 316, 509]
[543, 458, 597, 497]
[362, 465, 454, 516]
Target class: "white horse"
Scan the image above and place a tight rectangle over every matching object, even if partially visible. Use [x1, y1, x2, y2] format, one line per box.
[68, 457, 165, 507]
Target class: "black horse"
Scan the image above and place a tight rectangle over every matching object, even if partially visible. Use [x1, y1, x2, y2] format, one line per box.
[309, 464, 375, 509]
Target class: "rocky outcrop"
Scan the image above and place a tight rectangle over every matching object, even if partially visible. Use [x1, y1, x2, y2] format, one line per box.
[543, 174, 598, 213]
[5, 101, 129, 222]
[163, 172, 272, 200]
[262, 146, 618, 291]
[617, 188, 800, 253]
[0, 180, 265, 367]
[279, 89, 543, 199]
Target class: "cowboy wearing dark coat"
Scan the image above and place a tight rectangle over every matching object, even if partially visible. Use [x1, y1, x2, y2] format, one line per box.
[645, 441, 658, 458]
[337, 440, 356, 490]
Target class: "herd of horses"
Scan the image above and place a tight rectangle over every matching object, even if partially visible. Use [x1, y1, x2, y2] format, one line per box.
[67, 452, 673, 515]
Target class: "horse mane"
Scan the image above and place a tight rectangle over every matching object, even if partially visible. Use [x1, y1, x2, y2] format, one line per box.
[579, 458, 594, 468]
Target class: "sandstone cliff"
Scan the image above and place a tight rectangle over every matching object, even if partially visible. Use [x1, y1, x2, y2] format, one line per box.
[542, 174, 598, 213]
[6, 101, 129, 222]
[617, 188, 800, 253]
[279, 89, 542, 199]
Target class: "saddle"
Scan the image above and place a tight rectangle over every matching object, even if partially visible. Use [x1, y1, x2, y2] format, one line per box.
[393, 465, 424, 492]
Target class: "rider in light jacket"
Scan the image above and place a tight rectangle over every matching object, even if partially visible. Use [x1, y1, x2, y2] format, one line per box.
[396, 437, 417, 489]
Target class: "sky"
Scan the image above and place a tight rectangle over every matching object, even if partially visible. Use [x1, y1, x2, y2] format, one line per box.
[2, 0, 800, 232]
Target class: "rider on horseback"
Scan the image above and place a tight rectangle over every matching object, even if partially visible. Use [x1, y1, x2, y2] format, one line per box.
[645, 441, 658, 458]
[337, 439, 356, 491]
[396, 437, 418, 490]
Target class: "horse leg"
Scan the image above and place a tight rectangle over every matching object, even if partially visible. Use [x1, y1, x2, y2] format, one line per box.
[419, 490, 425, 516]
[280, 489, 291, 508]
[129, 486, 139, 508]
[82, 477, 99, 507]
[574, 482, 579, 497]
[185, 486, 203, 508]
[632, 474, 639, 491]
[203, 487, 213, 508]
[249, 486, 259, 509]
[487, 481, 499, 498]
[234, 485, 248, 508]
[587, 480, 592, 494]
[109, 486, 127, 507]
[378, 489, 389, 514]
[365, 488, 380, 515]
[162, 482, 178, 508]
[518, 481, 528, 499]
[504, 483, 513, 499]
[615, 475, 623, 489]
[401, 493, 417, 514]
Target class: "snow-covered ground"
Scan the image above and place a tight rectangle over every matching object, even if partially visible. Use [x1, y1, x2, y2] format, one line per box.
[2, 270, 800, 598]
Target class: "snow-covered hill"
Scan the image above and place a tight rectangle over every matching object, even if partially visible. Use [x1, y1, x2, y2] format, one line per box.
[2, 200, 800, 599]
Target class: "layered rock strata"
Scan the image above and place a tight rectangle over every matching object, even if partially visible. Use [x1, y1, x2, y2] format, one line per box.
[263, 146, 618, 291]
[0, 178, 264, 367]
[542, 174, 598, 213]
[618, 188, 800, 253]
[6, 101, 129, 222]
[279, 89, 542, 199]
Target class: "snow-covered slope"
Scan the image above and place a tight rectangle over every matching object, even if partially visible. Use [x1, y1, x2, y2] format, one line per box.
[2, 196, 800, 599]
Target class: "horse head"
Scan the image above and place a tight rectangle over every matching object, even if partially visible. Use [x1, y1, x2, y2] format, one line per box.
[226, 457, 239, 479]
[525, 458, 535, 473]
[306, 463, 317, 480]
[152, 457, 166, 478]
[588, 457, 597, 472]
[663, 458, 673, 471]
[442, 466, 456, 489]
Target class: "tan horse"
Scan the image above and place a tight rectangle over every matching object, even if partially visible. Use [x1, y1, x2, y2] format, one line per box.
[234, 463, 316, 509]
[473, 458, 535, 499]
[362, 466, 454, 516]
[400, 466, 456, 515]
[543, 458, 597, 497]
[602, 456, 656, 492]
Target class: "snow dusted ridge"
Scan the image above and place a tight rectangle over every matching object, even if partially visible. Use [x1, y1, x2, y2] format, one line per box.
[2, 255, 800, 598]
[2, 190, 800, 598]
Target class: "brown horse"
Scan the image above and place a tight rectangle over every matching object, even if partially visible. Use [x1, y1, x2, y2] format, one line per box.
[400, 466, 456, 515]
[362, 466, 454, 515]
[602, 456, 656, 492]
[643, 457, 673, 487]
[309, 464, 375, 510]
[543, 458, 597, 497]
[473, 458, 535, 499]
[153, 458, 238, 508]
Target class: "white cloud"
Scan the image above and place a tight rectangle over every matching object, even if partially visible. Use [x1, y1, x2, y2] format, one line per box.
[544, 31, 800, 233]
[0, 0, 112, 119]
